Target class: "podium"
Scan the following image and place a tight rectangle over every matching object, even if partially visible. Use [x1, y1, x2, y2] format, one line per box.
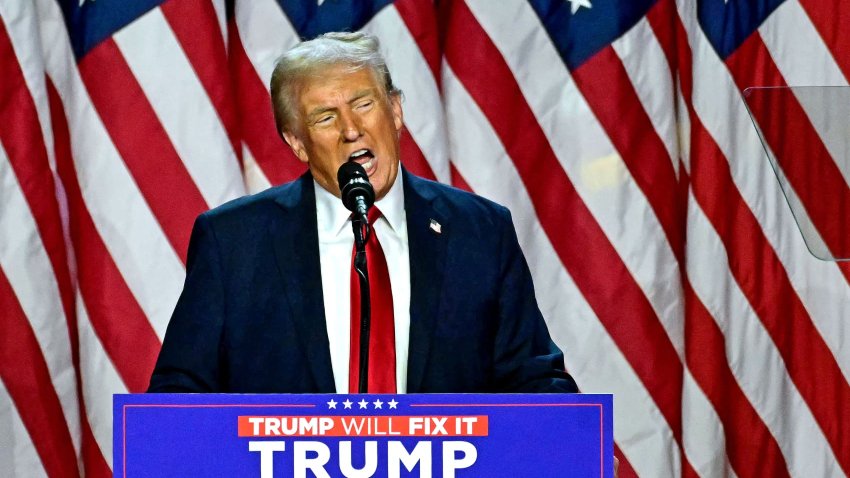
[114, 393, 613, 477]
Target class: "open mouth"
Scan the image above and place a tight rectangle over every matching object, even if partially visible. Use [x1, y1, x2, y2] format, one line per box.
[348, 149, 375, 173]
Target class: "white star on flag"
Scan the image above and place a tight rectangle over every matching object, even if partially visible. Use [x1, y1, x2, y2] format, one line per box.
[388, 399, 398, 409]
[358, 399, 369, 409]
[326, 399, 337, 409]
[343, 399, 353, 409]
[567, 0, 592, 14]
[373, 399, 384, 409]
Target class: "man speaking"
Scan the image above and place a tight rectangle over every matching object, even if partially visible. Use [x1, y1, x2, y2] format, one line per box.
[148, 32, 578, 395]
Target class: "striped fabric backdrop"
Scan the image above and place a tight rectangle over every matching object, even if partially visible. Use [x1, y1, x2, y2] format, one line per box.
[1, 0, 848, 476]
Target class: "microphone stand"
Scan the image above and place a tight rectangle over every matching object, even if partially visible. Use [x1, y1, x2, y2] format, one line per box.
[351, 212, 371, 394]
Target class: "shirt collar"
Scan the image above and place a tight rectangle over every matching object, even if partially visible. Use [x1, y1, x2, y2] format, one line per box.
[314, 168, 405, 239]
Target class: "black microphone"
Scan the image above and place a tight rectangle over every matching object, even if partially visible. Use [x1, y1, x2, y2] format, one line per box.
[337, 162, 375, 217]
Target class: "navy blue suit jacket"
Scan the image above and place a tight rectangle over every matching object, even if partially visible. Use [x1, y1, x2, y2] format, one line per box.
[148, 169, 578, 393]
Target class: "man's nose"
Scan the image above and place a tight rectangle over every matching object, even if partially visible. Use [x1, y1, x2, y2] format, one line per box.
[340, 111, 363, 141]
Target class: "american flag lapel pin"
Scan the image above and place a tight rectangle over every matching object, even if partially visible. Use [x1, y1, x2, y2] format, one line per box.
[429, 219, 442, 234]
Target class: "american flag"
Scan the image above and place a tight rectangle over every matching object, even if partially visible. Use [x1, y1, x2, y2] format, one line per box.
[1, 0, 848, 476]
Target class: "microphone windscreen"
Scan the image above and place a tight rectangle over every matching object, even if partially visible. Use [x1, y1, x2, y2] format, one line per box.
[337, 162, 375, 212]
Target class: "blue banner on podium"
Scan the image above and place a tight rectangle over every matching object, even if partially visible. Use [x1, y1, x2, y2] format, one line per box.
[114, 393, 613, 477]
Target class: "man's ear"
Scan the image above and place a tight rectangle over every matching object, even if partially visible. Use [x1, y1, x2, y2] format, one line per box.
[390, 93, 403, 133]
[282, 130, 309, 164]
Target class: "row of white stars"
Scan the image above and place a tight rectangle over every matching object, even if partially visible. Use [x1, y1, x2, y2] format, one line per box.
[327, 398, 398, 410]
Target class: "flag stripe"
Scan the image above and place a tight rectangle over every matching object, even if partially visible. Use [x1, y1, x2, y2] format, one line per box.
[464, 0, 687, 365]
[160, 0, 241, 158]
[727, 34, 850, 263]
[796, 0, 850, 83]
[446, 0, 685, 449]
[393, 0, 441, 83]
[442, 61, 677, 476]
[366, 2, 448, 182]
[683, 276, 790, 478]
[571, 46, 684, 261]
[76, 293, 129, 469]
[0, 267, 78, 478]
[399, 128, 437, 180]
[77, 38, 208, 261]
[0, 379, 49, 478]
[230, 27, 305, 188]
[48, 78, 161, 394]
[113, 7, 243, 209]
[678, 4, 832, 476]
[722, 35, 850, 475]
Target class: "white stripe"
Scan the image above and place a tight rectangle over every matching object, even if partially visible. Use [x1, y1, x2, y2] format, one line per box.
[0, 379, 48, 478]
[686, 192, 841, 478]
[757, 0, 850, 383]
[78, 293, 129, 470]
[678, 0, 850, 386]
[0, 141, 82, 455]
[114, 7, 245, 209]
[243, 143, 272, 193]
[443, 62, 680, 478]
[363, 5, 451, 183]
[0, 0, 56, 175]
[464, 0, 685, 361]
[235, 0, 300, 86]
[760, 1, 847, 88]
[612, 17, 679, 170]
[681, 369, 736, 478]
[678, 0, 847, 472]
[34, 0, 184, 340]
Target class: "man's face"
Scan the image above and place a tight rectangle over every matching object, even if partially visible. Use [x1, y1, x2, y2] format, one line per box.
[282, 65, 403, 200]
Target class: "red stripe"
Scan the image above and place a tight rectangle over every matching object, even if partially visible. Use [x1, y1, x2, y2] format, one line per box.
[645, 0, 678, 76]
[0, 20, 112, 475]
[727, 34, 850, 265]
[1, 21, 113, 472]
[449, 162, 473, 192]
[161, 0, 241, 162]
[394, 0, 442, 86]
[81, 415, 111, 477]
[400, 126, 437, 180]
[676, 19, 850, 475]
[571, 46, 685, 262]
[613, 444, 637, 478]
[647, 9, 793, 477]
[229, 22, 305, 186]
[78, 39, 208, 263]
[443, 0, 686, 451]
[684, 277, 791, 477]
[0, 268, 78, 478]
[797, 0, 850, 83]
[48, 76, 161, 394]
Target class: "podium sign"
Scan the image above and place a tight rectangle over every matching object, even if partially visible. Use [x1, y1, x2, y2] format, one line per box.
[114, 393, 613, 477]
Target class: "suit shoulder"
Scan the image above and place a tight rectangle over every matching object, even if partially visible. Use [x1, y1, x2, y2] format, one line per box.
[200, 179, 301, 223]
[408, 174, 511, 225]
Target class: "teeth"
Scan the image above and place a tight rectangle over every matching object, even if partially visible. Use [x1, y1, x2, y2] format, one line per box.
[350, 149, 368, 159]
[361, 158, 374, 170]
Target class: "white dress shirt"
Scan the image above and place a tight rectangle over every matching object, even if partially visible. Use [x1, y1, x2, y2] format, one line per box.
[315, 171, 411, 393]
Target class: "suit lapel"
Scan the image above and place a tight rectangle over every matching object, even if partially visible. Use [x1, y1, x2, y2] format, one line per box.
[270, 174, 336, 392]
[403, 170, 449, 392]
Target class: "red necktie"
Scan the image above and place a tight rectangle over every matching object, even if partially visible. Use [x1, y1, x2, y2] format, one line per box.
[349, 207, 396, 393]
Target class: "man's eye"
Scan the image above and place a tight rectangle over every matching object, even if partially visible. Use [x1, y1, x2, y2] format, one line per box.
[356, 100, 374, 110]
[315, 115, 334, 124]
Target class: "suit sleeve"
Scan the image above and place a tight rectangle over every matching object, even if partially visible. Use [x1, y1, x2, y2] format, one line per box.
[491, 209, 580, 393]
[148, 213, 225, 392]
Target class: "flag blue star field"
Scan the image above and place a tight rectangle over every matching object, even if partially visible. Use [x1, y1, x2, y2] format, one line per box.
[1, 0, 849, 476]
